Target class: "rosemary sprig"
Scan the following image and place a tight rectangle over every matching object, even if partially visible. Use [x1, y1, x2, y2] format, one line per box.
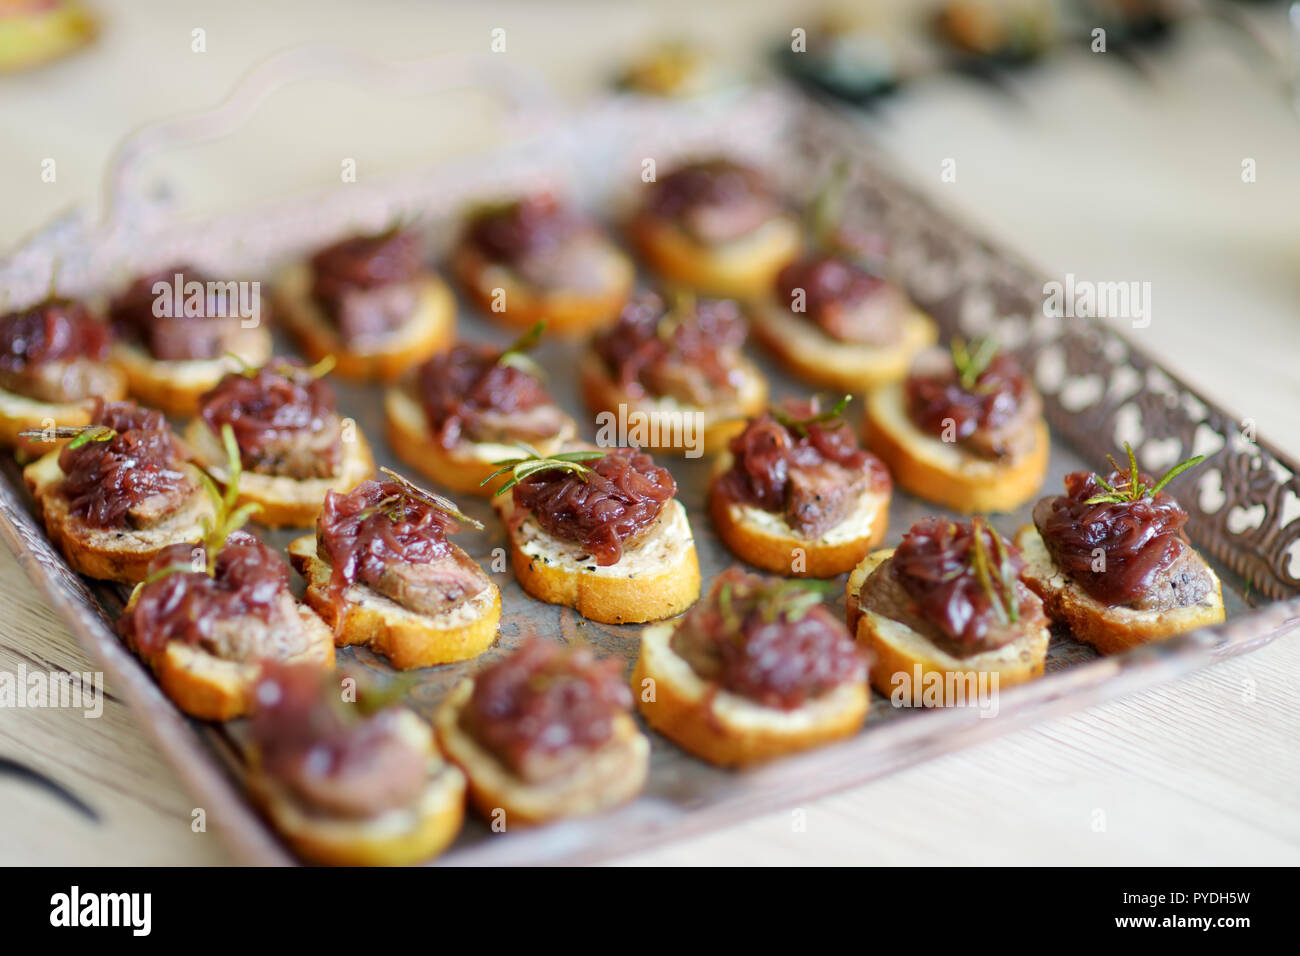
[969, 517, 1019, 626]
[806, 158, 851, 252]
[193, 423, 263, 573]
[377, 466, 484, 530]
[656, 287, 696, 344]
[497, 321, 547, 379]
[227, 352, 336, 380]
[951, 336, 1000, 391]
[1083, 442, 1206, 505]
[481, 443, 606, 496]
[17, 423, 117, 449]
[771, 394, 853, 438]
[716, 575, 835, 638]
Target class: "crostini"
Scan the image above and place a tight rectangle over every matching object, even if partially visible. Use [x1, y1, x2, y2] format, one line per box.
[847, 517, 1050, 705]
[288, 470, 500, 669]
[275, 226, 455, 381]
[452, 194, 634, 335]
[384, 324, 577, 495]
[487, 445, 700, 624]
[118, 530, 334, 720]
[1016, 445, 1224, 654]
[863, 337, 1049, 512]
[629, 158, 801, 298]
[634, 566, 869, 766]
[435, 639, 649, 825]
[185, 357, 374, 527]
[934, 0, 1053, 65]
[0, 294, 126, 457]
[580, 289, 767, 456]
[247, 662, 466, 866]
[109, 266, 272, 415]
[750, 251, 936, 391]
[710, 396, 891, 577]
[23, 400, 215, 585]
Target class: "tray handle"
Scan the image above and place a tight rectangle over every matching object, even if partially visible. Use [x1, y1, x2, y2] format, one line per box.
[103, 45, 562, 228]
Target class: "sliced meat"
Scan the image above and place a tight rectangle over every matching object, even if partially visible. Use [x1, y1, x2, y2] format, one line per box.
[370, 550, 490, 618]
[467, 401, 572, 446]
[242, 415, 343, 481]
[784, 460, 864, 539]
[326, 281, 419, 346]
[1131, 543, 1213, 611]
[0, 358, 120, 404]
[205, 592, 317, 662]
[125, 471, 198, 531]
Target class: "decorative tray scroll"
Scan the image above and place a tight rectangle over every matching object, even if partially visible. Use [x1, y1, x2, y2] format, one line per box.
[2, 54, 1298, 865]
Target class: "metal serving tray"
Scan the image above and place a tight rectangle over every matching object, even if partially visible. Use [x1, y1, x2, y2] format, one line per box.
[2, 49, 1297, 866]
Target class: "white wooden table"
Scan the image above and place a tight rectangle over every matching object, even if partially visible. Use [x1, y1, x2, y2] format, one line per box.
[3, 0, 1298, 865]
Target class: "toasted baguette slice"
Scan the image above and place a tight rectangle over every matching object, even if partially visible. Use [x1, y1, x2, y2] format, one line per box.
[383, 385, 576, 496]
[434, 678, 649, 825]
[288, 534, 500, 669]
[111, 330, 272, 416]
[633, 620, 868, 766]
[275, 265, 455, 381]
[628, 213, 802, 299]
[578, 351, 767, 457]
[248, 711, 466, 866]
[0, 372, 129, 459]
[121, 596, 335, 721]
[23, 451, 214, 585]
[749, 297, 937, 392]
[451, 240, 634, 336]
[1014, 525, 1225, 654]
[708, 454, 890, 578]
[184, 418, 375, 528]
[847, 548, 1049, 704]
[862, 380, 1049, 513]
[495, 496, 700, 624]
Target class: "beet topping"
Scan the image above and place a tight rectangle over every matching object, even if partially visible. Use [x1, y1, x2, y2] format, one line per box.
[199, 361, 343, 480]
[1033, 470, 1209, 609]
[904, 349, 1038, 460]
[774, 254, 903, 346]
[117, 530, 292, 659]
[459, 639, 632, 784]
[671, 567, 866, 709]
[642, 158, 784, 244]
[415, 344, 566, 449]
[463, 194, 583, 264]
[317, 479, 489, 617]
[309, 228, 423, 343]
[716, 397, 889, 539]
[510, 447, 676, 566]
[887, 517, 1040, 653]
[251, 662, 430, 819]
[591, 290, 748, 406]
[58, 400, 192, 531]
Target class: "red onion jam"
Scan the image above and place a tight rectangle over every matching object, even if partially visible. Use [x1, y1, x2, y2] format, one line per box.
[460, 639, 632, 783]
[415, 344, 561, 449]
[591, 290, 747, 405]
[774, 254, 901, 346]
[716, 398, 889, 539]
[463, 194, 583, 264]
[118, 531, 290, 658]
[58, 400, 191, 530]
[891, 517, 1031, 652]
[511, 447, 677, 566]
[0, 298, 109, 371]
[251, 662, 430, 818]
[1033, 470, 1195, 607]
[198, 361, 342, 479]
[642, 159, 784, 244]
[905, 352, 1034, 459]
[671, 567, 866, 709]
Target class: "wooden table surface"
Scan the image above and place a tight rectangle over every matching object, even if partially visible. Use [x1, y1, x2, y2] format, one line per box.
[3, 0, 1299, 866]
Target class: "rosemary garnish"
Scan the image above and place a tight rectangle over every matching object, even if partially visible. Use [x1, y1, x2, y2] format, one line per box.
[497, 321, 547, 379]
[227, 352, 336, 381]
[376, 466, 484, 530]
[481, 443, 606, 496]
[655, 287, 696, 343]
[969, 517, 1019, 626]
[1083, 443, 1206, 506]
[806, 158, 851, 252]
[950, 336, 1000, 391]
[715, 576, 835, 638]
[17, 423, 118, 449]
[771, 394, 853, 438]
[193, 423, 263, 573]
